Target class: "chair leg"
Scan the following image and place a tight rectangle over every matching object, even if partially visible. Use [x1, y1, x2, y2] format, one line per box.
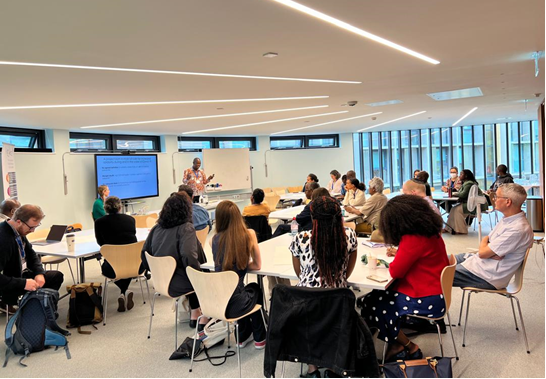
[236, 323, 241, 378]
[103, 278, 109, 326]
[435, 321, 444, 357]
[138, 277, 146, 304]
[189, 315, 202, 373]
[458, 290, 466, 326]
[227, 321, 231, 348]
[145, 278, 151, 304]
[509, 296, 519, 330]
[513, 296, 531, 354]
[281, 360, 286, 378]
[382, 340, 387, 365]
[66, 259, 76, 284]
[174, 298, 179, 351]
[446, 313, 459, 360]
[147, 293, 157, 339]
[462, 291, 472, 347]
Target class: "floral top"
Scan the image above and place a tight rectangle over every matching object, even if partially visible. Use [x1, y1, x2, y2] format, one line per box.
[182, 168, 210, 197]
[289, 227, 358, 288]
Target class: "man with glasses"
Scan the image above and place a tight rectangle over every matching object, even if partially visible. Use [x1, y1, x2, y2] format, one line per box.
[452, 183, 533, 290]
[0, 204, 64, 313]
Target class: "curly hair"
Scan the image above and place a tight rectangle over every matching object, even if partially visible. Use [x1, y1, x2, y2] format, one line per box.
[378, 195, 443, 246]
[104, 196, 122, 214]
[157, 192, 193, 229]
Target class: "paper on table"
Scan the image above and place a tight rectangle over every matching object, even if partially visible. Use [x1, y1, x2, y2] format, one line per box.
[362, 240, 385, 248]
[274, 246, 291, 265]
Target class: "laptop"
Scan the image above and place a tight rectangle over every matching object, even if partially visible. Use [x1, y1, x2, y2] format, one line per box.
[32, 225, 68, 246]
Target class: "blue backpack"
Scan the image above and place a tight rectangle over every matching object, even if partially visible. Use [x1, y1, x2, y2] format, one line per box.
[3, 288, 71, 367]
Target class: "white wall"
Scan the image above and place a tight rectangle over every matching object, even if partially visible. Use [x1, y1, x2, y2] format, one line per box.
[1, 131, 354, 230]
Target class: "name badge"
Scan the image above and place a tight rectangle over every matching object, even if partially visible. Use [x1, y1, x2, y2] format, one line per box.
[196, 179, 201, 184]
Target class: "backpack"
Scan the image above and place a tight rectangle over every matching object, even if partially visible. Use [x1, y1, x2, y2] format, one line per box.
[4, 289, 71, 367]
[66, 283, 103, 334]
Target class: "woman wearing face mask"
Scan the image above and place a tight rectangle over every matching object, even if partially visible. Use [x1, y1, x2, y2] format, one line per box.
[441, 167, 462, 193]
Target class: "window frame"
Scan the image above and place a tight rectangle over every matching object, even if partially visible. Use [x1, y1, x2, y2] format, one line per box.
[270, 134, 339, 150]
[70, 132, 160, 152]
[177, 136, 257, 152]
[0, 126, 50, 152]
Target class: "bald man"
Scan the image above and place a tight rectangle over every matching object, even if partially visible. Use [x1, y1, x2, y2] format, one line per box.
[402, 179, 440, 215]
[182, 158, 215, 203]
[0, 198, 21, 221]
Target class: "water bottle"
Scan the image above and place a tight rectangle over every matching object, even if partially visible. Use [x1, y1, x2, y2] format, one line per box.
[290, 217, 298, 236]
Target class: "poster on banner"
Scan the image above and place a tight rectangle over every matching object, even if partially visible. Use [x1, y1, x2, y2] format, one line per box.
[1, 143, 18, 200]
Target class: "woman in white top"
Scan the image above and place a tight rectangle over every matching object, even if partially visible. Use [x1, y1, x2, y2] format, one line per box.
[342, 178, 366, 207]
[326, 170, 343, 195]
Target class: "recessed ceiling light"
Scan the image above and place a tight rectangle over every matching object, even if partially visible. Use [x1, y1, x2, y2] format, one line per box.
[271, 0, 440, 65]
[451, 107, 478, 127]
[0, 60, 361, 84]
[357, 111, 426, 131]
[216, 108, 224, 110]
[263, 52, 279, 58]
[182, 110, 348, 135]
[272, 112, 383, 135]
[80, 105, 329, 129]
[0, 95, 330, 111]
[427, 87, 483, 101]
[365, 100, 403, 107]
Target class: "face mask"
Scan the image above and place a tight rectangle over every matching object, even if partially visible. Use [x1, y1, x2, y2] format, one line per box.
[450, 173, 458, 179]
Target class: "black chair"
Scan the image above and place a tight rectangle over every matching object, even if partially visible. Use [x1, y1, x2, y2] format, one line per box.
[244, 216, 272, 243]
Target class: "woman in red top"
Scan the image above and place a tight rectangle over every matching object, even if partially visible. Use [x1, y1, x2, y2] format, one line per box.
[361, 195, 448, 362]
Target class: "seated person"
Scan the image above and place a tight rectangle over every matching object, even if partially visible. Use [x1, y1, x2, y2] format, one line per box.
[211, 201, 266, 349]
[0, 205, 64, 312]
[289, 195, 358, 376]
[0, 198, 20, 221]
[95, 196, 140, 312]
[413, 169, 420, 179]
[326, 170, 343, 195]
[301, 173, 319, 192]
[345, 177, 388, 233]
[342, 178, 366, 207]
[141, 192, 209, 330]
[361, 195, 448, 362]
[177, 184, 212, 231]
[272, 182, 320, 237]
[452, 183, 533, 290]
[242, 188, 271, 218]
[446, 169, 487, 234]
[92, 184, 109, 221]
[415, 171, 432, 197]
[485, 164, 514, 207]
[441, 166, 462, 193]
[402, 179, 441, 215]
[340, 170, 356, 197]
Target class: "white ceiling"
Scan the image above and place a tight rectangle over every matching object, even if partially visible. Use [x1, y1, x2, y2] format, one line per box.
[0, 0, 544, 137]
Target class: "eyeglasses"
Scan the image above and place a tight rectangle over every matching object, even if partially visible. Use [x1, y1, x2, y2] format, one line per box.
[21, 220, 41, 231]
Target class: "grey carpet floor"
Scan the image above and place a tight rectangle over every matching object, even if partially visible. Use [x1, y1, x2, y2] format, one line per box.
[2, 220, 544, 378]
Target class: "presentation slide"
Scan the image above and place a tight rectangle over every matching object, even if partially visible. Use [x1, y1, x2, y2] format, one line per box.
[95, 154, 159, 200]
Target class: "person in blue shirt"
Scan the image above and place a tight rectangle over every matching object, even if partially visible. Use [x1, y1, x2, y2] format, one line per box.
[340, 170, 356, 197]
[177, 185, 212, 231]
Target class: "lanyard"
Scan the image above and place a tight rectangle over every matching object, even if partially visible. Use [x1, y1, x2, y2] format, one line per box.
[192, 169, 200, 179]
[15, 235, 25, 259]
[353, 189, 358, 199]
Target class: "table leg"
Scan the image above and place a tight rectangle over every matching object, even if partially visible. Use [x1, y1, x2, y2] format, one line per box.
[78, 257, 86, 283]
[257, 275, 269, 324]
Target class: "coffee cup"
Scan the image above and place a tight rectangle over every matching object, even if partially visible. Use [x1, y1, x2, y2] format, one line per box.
[368, 255, 378, 271]
[66, 234, 76, 253]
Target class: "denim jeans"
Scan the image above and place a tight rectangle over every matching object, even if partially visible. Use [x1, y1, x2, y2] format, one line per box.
[453, 253, 496, 290]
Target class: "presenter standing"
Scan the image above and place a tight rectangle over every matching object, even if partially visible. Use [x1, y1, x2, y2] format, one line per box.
[92, 185, 109, 221]
[182, 158, 214, 203]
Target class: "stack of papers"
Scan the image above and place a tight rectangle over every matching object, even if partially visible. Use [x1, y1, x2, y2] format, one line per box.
[362, 240, 386, 248]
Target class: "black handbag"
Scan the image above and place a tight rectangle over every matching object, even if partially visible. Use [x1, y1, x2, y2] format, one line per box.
[383, 357, 453, 378]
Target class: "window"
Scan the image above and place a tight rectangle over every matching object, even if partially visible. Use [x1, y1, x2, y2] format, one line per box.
[452, 126, 463, 170]
[270, 134, 339, 150]
[362, 133, 372, 184]
[462, 126, 473, 172]
[473, 125, 485, 187]
[0, 127, 48, 152]
[520, 121, 532, 179]
[391, 131, 401, 191]
[371, 132, 380, 178]
[352, 134, 362, 181]
[508, 122, 520, 178]
[532, 120, 540, 175]
[401, 130, 412, 181]
[113, 135, 159, 151]
[496, 123, 508, 168]
[178, 136, 256, 151]
[431, 129, 442, 187]
[420, 129, 430, 174]
[410, 130, 421, 172]
[178, 138, 213, 152]
[441, 128, 451, 183]
[70, 132, 160, 152]
[69, 132, 110, 151]
[484, 125, 496, 188]
[381, 132, 391, 189]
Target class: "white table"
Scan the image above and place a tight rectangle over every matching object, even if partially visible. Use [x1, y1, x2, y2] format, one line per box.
[34, 228, 150, 283]
[269, 205, 360, 223]
[280, 192, 307, 201]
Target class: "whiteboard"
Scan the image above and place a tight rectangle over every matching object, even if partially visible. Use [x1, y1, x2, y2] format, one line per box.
[202, 148, 251, 191]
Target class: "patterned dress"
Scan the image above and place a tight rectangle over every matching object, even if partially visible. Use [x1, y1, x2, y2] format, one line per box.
[289, 227, 358, 288]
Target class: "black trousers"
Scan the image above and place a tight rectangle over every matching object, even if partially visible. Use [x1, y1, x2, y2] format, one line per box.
[1, 270, 64, 305]
[101, 260, 144, 294]
[228, 283, 267, 343]
[272, 224, 291, 238]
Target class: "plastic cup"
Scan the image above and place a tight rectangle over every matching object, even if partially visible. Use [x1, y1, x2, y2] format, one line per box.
[368, 256, 378, 271]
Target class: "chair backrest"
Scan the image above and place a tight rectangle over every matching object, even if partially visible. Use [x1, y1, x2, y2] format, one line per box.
[272, 187, 287, 194]
[133, 213, 158, 228]
[506, 247, 532, 294]
[440, 254, 457, 313]
[145, 217, 157, 228]
[383, 188, 391, 195]
[244, 216, 272, 243]
[343, 222, 356, 230]
[263, 188, 273, 193]
[186, 267, 239, 320]
[144, 252, 177, 298]
[196, 226, 210, 248]
[263, 193, 281, 211]
[27, 228, 51, 242]
[275, 190, 286, 197]
[288, 186, 302, 193]
[100, 241, 145, 280]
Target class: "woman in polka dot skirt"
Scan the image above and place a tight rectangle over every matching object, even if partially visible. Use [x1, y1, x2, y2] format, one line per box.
[361, 195, 449, 362]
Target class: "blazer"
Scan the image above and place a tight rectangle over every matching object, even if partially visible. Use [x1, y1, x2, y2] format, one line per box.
[0, 221, 45, 294]
[453, 180, 488, 214]
[141, 222, 206, 297]
[295, 203, 313, 231]
[342, 189, 366, 207]
[94, 213, 137, 246]
[356, 193, 388, 229]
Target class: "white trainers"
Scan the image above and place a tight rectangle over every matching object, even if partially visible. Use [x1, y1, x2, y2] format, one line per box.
[236, 335, 254, 348]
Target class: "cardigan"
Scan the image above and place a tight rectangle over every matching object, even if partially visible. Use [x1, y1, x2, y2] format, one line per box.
[389, 234, 449, 298]
[94, 213, 137, 246]
[453, 180, 488, 214]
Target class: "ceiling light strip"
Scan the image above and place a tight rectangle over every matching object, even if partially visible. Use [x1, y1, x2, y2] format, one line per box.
[0, 96, 330, 111]
[0, 61, 361, 84]
[182, 111, 348, 135]
[451, 107, 478, 127]
[80, 105, 329, 129]
[272, 112, 383, 135]
[357, 111, 427, 131]
[272, 0, 440, 65]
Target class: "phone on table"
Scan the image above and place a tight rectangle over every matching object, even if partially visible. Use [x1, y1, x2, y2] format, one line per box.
[366, 275, 388, 283]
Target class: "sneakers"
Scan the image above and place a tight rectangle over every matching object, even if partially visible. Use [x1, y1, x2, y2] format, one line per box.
[237, 335, 254, 348]
[237, 335, 266, 350]
[117, 294, 126, 312]
[254, 340, 266, 350]
[126, 291, 134, 311]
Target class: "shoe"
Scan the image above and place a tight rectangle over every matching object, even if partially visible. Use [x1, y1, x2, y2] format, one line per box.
[384, 349, 408, 363]
[189, 320, 197, 328]
[197, 323, 206, 332]
[126, 291, 134, 311]
[254, 340, 266, 350]
[300, 370, 321, 378]
[406, 348, 423, 360]
[145, 272, 151, 280]
[117, 294, 126, 312]
[0, 302, 17, 315]
[236, 334, 254, 348]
